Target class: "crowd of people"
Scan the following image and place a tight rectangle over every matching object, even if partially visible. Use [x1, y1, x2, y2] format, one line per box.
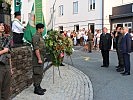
[60, 28, 103, 52]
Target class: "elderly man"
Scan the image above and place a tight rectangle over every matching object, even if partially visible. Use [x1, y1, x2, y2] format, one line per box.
[120, 27, 131, 76]
[99, 27, 112, 67]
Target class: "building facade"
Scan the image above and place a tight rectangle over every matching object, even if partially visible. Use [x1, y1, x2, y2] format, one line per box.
[10, 0, 133, 32]
[46, 0, 133, 33]
[110, 3, 133, 31]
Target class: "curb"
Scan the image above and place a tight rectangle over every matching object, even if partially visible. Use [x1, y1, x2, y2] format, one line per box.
[69, 65, 93, 100]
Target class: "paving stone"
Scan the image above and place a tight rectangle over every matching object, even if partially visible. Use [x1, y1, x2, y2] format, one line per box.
[13, 64, 93, 100]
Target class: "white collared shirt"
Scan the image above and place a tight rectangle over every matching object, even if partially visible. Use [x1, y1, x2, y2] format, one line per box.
[12, 18, 24, 33]
[124, 32, 128, 36]
[130, 33, 133, 40]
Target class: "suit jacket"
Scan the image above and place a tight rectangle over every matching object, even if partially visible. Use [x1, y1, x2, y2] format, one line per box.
[115, 32, 122, 49]
[120, 33, 131, 53]
[99, 33, 112, 51]
[117, 33, 123, 50]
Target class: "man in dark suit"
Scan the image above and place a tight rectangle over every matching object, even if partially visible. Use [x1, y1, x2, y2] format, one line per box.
[99, 27, 112, 67]
[115, 27, 124, 72]
[120, 27, 131, 76]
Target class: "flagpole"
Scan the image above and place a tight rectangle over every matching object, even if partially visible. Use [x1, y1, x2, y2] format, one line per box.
[52, 0, 57, 30]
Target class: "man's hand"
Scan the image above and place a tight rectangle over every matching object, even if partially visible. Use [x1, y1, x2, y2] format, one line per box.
[0, 48, 9, 55]
[3, 48, 9, 52]
[38, 59, 43, 64]
[10, 68, 13, 75]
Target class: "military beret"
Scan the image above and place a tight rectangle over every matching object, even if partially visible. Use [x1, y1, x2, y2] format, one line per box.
[14, 11, 21, 17]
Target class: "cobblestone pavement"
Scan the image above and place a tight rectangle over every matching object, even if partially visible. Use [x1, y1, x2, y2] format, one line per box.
[13, 64, 93, 100]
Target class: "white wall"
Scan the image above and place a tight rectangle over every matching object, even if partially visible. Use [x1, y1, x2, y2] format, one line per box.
[46, 0, 103, 31]
[21, 0, 34, 26]
[46, 0, 133, 31]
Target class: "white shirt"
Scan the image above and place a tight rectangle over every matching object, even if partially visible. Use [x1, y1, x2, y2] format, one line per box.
[84, 35, 88, 40]
[124, 33, 128, 37]
[81, 31, 85, 37]
[77, 33, 81, 39]
[12, 18, 24, 33]
[67, 32, 71, 37]
[130, 33, 133, 40]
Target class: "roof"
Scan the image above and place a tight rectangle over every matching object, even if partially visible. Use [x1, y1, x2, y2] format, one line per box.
[110, 13, 133, 19]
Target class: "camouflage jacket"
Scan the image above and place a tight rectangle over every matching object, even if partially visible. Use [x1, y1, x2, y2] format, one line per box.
[32, 32, 45, 66]
[0, 35, 11, 66]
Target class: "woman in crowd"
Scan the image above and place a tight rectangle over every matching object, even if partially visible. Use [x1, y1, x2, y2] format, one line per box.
[76, 31, 81, 46]
[83, 31, 88, 45]
[96, 30, 101, 50]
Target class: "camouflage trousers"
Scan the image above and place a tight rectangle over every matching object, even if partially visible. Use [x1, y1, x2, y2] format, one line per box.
[0, 65, 11, 100]
[32, 64, 44, 87]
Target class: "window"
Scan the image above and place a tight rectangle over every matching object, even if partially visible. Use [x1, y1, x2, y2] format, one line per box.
[59, 5, 64, 16]
[73, 1, 78, 14]
[123, 22, 132, 29]
[89, 0, 95, 11]
[93, 0, 95, 9]
[128, 23, 132, 27]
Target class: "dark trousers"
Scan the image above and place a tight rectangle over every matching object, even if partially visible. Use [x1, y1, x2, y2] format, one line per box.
[13, 32, 24, 45]
[101, 50, 109, 66]
[123, 53, 130, 73]
[131, 40, 133, 51]
[0, 66, 11, 100]
[77, 39, 80, 45]
[88, 41, 93, 52]
[116, 49, 124, 68]
[32, 65, 43, 87]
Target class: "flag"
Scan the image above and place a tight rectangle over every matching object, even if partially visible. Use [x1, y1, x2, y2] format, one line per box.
[24, 0, 46, 43]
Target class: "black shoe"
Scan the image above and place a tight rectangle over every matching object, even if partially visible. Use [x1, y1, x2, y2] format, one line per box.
[116, 68, 124, 72]
[88, 51, 92, 53]
[104, 65, 109, 68]
[34, 87, 44, 95]
[38, 85, 46, 92]
[101, 65, 105, 67]
[101, 65, 108, 67]
[60, 63, 65, 66]
[115, 65, 120, 69]
[121, 72, 130, 76]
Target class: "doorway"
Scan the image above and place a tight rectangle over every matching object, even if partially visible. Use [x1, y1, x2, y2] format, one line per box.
[74, 24, 79, 32]
[88, 23, 95, 34]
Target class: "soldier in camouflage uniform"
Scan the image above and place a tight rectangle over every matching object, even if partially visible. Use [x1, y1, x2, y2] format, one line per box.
[32, 23, 46, 95]
[87, 29, 94, 53]
[0, 22, 12, 100]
